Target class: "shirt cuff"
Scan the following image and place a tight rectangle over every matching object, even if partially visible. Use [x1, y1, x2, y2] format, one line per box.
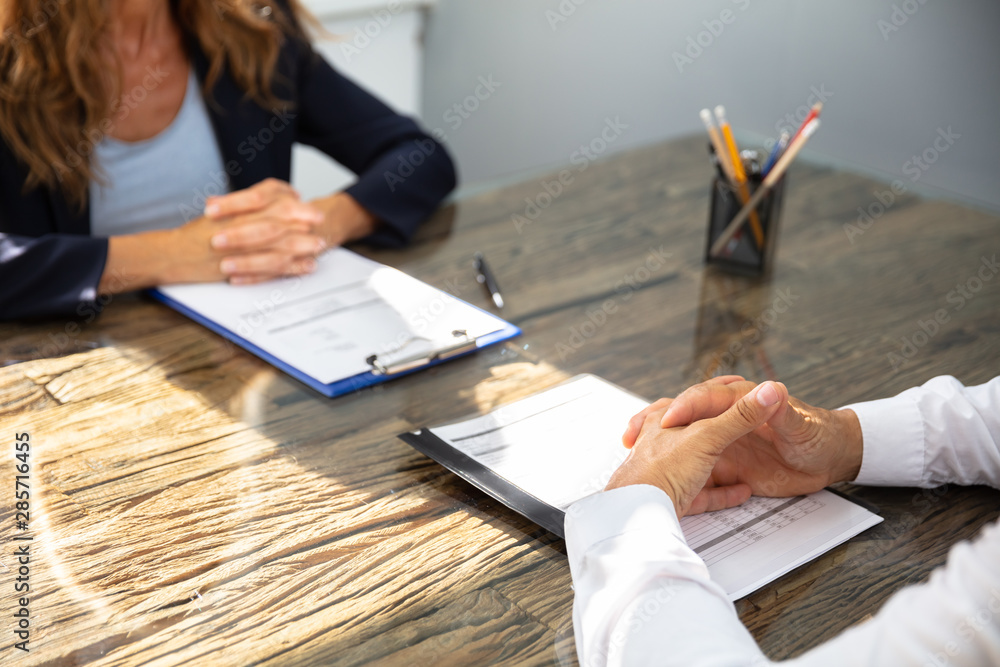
[565, 485, 733, 666]
[565, 485, 692, 573]
[842, 391, 925, 487]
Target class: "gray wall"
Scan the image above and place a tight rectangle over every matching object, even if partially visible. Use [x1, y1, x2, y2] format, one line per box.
[422, 1, 1000, 211]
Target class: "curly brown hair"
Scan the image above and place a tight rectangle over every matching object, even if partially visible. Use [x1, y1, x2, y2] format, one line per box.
[0, 0, 310, 210]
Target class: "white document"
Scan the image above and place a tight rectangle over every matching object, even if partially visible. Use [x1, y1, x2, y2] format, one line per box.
[156, 248, 511, 385]
[428, 374, 883, 600]
[432, 374, 646, 509]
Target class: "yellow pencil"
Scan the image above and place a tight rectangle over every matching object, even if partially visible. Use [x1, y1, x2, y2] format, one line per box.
[714, 105, 765, 250]
[709, 118, 820, 257]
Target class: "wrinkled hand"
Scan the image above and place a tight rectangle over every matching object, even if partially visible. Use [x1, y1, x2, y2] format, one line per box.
[606, 381, 786, 516]
[203, 178, 327, 284]
[621, 375, 746, 448]
[621, 379, 863, 503]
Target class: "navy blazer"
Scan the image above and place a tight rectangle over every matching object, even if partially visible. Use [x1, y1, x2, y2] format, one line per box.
[0, 12, 456, 321]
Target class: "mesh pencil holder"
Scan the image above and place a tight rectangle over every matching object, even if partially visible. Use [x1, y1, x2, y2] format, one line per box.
[704, 170, 787, 276]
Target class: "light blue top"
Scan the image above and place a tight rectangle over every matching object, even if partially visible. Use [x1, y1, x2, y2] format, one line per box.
[89, 68, 230, 237]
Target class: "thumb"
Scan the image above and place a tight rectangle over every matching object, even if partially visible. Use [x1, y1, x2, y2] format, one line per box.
[763, 384, 809, 436]
[699, 381, 786, 452]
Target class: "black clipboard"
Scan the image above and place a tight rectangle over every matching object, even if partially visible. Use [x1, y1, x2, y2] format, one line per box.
[399, 428, 568, 537]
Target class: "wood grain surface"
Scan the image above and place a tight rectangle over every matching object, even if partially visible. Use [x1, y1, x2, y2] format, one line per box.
[1, 135, 998, 665]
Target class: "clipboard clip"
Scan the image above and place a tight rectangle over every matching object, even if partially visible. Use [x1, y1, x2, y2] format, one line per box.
[366, 330, 477, 376]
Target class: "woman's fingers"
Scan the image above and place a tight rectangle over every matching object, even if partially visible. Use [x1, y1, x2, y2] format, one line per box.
[220, 252, 318, 280]
[205, 178, 299, 218]
[227, 274, 273, 286]
[236, 230, 326, 256]
[211, 206, 326, 251]
[204, 179, 325, 257]
[276, 233, 327, 256]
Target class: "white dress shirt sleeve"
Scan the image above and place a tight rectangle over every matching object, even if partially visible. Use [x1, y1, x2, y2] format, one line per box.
[567, 375, 1000, 666]
[847, 375, 1000, 488]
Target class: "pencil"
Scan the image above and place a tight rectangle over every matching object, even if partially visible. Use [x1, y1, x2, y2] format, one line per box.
[700, 108, 736, 183]
[714, 105, 765, 250]
[709, 118, 820, 257]
[761, 132, 790, 177]
[789, 102, 822, 146]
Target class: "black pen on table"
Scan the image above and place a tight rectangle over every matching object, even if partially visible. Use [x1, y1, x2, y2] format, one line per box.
[473, 252, 504, 310]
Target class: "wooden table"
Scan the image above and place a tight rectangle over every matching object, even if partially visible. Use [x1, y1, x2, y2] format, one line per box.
[2, 136, 999, 665]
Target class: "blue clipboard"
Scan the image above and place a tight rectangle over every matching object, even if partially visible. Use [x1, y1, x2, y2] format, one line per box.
[148, 288, 520, 398]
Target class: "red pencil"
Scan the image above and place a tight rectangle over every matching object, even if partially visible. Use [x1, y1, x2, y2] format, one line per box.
[789, 102, 823, 145]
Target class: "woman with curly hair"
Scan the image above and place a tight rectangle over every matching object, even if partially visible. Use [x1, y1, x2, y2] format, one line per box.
[0, 0, 456, 319]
